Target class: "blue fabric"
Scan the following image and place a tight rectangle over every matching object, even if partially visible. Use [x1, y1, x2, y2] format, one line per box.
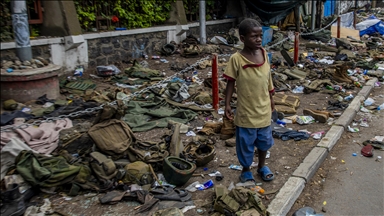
[239, 171, 255, 183]
[258, 166, 275, 181]
[236, 126, 274, 168]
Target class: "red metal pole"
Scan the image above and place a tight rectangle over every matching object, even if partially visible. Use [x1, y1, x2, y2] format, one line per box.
[293, 32, 299, 64]
[212, 53, 219, 110]
[337, 16, 341, 38]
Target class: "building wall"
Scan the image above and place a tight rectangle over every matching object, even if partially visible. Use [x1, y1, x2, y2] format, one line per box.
[1, 19, 237, 74]
[1, 45, 50, 61]
[86, 31, 167, 67]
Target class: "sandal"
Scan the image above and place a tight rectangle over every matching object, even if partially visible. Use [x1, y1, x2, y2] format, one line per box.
[257, 166, 275, 181]
[239, 171, 255, 183]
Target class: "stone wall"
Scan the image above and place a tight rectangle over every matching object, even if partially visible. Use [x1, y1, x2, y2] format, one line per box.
[188, 22, 236, 38]
[0, 45, 51, 61]
[87, 22, 235, 67]
[87, 31, 168, 67]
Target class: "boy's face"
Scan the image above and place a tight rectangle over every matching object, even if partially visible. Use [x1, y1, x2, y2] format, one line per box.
[240, 27, 263, 49]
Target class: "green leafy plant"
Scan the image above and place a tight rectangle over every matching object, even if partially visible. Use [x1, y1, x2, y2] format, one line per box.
[183, 0, 217, 21]
[74, 0, 174, 31]
[0, 0, 13, 41]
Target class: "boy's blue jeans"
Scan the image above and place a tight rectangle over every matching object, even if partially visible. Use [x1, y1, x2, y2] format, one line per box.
[236, 125, 274, 168]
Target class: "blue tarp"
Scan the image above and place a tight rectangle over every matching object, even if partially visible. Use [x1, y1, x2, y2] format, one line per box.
[324, 0, 336, 17]
[356, 16, 384, 36]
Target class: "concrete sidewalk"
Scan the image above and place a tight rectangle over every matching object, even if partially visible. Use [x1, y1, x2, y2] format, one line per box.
[267, 78, 380, 216]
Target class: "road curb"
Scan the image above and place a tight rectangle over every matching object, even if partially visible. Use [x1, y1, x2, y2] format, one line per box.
[267, 177, 306, 216]
[267, 77, 379, 215]
[317, 125, 344, 152]
[291, 147, 328, 183]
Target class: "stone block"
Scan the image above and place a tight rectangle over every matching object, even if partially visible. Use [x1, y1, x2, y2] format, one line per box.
[317, 125, 344, 151]
[334, 108, 356, 128]
[365, 77, 378, 86]
[348, 95, 364, 112]
[357, 85, 373, 98]
[267, 177, 305, 216]
[65, 35, 85, 51]
[102, 46, 113, 55]
[292, 147, 328, 182]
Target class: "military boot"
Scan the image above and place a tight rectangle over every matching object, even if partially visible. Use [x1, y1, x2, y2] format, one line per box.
[199, 122, 223, 135]
[220, 116, 235, 140]
[303, 109, 328, 123]
[311, 109, 334, 118]
[333, 64, 353, 83]
[0, 184, 26, 216]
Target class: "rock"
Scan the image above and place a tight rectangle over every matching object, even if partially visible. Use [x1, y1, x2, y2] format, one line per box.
[19, 65, 27, 69]
[14, 60, 22, 66]
[31, 64, 38, 69]
[322, 206, 327, 213]
[34, 59, 45, 67]
[22, 60, 31, 66]
[36, 57, 49, 65]
[2, 61, 14, 69]
[10, 65, 19, 69]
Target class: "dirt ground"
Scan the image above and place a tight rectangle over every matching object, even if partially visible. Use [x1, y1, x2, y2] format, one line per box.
[2, 44, 369, 215]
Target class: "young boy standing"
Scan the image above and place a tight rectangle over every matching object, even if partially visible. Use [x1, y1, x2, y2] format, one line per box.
[223, 18, 275, 183]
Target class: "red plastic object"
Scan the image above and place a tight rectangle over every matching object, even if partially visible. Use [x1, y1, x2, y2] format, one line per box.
[212, 53, 219, 110]
[293, 32, 299, 64]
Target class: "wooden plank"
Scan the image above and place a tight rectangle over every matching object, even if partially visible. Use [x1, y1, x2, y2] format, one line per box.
[331, 26, 360, 39]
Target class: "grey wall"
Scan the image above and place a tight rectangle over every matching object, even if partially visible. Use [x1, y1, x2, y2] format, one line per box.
[1, 45, 50, 61]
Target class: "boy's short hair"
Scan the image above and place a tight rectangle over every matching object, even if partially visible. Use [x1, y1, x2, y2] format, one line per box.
[239, 18, 262, 36]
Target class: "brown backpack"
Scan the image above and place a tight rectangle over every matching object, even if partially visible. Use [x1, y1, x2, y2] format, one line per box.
[88, 119, 136, 158]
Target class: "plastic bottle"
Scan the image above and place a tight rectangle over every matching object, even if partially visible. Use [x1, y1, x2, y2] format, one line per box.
[251, 186, 265, 194]
[333, 85, 342, 91]
[276, 119, 286, 125]
[378, 103, 384, 110]
[354, 81, 362, 88]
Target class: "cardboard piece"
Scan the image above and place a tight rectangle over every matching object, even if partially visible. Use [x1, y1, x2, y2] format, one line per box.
[331, 26, 360, 40]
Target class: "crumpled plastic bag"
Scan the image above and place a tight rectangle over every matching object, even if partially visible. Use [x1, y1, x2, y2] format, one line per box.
[296, 116, 315, 125]
[96, 65, 121, 76]
[210, 36, 228, 45]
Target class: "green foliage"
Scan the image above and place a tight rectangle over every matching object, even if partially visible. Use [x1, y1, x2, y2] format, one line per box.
[74, 0, 174, 31]
[183, 0, 216, 21]
[0, 1, 13, 42]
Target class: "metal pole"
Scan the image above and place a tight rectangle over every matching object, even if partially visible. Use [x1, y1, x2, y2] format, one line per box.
[353, 11, 357, 29]
[11, 0, 32, 61]
[337, 16, 341, 38]
[199, 0, 206, 45]
[311, 0, 316, 30]
[212, 53, 219, 110]
[293, 32, 299, 64]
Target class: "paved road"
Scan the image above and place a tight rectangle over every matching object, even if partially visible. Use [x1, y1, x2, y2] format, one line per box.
[291, 86, 384, 216]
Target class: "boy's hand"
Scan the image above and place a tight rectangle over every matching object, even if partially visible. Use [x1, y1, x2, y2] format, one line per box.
[270, 92, 275, 111]
[225, 105, 234, 120]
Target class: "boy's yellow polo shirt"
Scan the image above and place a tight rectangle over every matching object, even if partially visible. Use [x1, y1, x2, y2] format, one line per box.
[224, 50, 274, 128]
